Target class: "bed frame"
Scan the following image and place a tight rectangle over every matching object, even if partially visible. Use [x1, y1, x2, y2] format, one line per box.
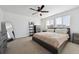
[32, 28, 70, 54]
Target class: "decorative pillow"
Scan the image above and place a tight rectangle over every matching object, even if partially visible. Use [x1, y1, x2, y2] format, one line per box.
[47, 29, 54, 32]
[55, 29, 68, 34]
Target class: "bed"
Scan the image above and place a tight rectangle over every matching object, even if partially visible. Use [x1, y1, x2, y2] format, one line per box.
[32, 28, 70, 54]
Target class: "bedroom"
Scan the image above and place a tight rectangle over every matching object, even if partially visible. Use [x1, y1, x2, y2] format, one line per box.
[0, 5, 79, 54]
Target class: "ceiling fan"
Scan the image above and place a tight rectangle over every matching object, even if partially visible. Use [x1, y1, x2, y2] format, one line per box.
[30, 5, 49, 16]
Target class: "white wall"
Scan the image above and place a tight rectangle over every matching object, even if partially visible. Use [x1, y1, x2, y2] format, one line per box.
[3, 11, 41, 38]
[29, 16, 41, 25]
[3, 12, 29, 38]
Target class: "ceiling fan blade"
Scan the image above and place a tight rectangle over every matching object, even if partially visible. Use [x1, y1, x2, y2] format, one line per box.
[30, 8, 37, 11]
[32, 12, 38, 15]
[38, 5, 44, 11]
[40, 5, 44, 10]
[41, 11, 49, 13]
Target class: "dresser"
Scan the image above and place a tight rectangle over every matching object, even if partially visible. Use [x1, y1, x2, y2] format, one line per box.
[29, 22, 34, 36]
[72, 33, 79, 44]
[34, 25, 41, 33]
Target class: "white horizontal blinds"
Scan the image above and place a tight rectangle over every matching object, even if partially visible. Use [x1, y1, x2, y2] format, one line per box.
[62, 15, 70, 26]
[55, 17, 62, 26]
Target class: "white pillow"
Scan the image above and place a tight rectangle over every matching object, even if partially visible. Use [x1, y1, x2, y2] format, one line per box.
[47, 29, 54, 32]
[55, 29, 68, 34]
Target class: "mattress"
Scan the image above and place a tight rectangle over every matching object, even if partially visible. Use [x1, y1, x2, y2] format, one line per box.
[33, 32, 69, 49]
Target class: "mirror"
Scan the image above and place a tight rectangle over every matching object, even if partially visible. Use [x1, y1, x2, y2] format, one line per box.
[5, 22, 15, 40]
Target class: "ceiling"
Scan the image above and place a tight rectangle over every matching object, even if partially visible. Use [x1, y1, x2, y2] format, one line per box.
[0, 5, 79, 18]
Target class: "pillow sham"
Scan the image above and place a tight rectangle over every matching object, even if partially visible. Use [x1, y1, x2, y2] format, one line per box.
[47, 29, 54, 32]
[55, 29, 68, 34]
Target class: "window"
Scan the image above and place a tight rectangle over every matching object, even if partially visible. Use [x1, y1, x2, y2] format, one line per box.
[55, 17, 62, 26]
[45, 15, 70, 29]
[55, 15, 70, 27]
[63, 16, 70, 26]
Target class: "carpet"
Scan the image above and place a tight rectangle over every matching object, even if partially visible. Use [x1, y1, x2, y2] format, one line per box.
[6, 37, 50, 54]
[6, 37, 79, 54]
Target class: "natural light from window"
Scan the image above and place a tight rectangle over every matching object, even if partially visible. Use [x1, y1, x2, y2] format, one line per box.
[46, 15, 70, 27]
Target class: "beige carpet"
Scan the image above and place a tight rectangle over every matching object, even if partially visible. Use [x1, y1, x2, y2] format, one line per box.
[6, 37, 50, 54]
[61, 42, 79, 54]
[6, 37, 79, 54]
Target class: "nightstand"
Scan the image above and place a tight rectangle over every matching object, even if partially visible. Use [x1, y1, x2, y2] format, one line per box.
[72, 33, 79, 44]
